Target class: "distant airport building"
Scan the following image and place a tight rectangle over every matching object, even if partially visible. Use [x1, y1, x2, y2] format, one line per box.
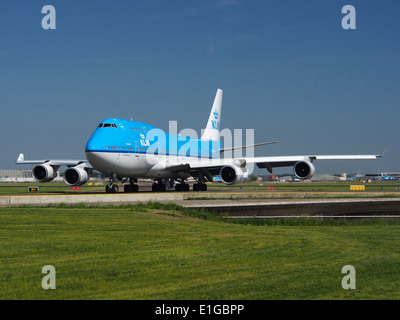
[0, 170, 34, 182]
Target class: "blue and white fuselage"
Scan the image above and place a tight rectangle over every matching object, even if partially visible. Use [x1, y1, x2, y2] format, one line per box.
[85, 118, 220, 179]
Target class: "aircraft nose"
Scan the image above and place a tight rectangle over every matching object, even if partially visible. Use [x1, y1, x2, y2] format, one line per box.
[85, 135, 98, 152]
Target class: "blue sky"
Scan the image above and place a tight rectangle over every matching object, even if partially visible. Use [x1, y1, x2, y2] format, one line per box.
[1, 0, 399, 174]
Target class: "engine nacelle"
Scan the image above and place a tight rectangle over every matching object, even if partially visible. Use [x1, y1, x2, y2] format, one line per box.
[219, 165, 245, 185]
[64, 167, 89, 186]
[293, 160, 315, 180]
[33, 164, 57, 183]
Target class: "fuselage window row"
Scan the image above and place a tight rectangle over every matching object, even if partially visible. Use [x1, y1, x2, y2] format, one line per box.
[105, 146, 138, 151]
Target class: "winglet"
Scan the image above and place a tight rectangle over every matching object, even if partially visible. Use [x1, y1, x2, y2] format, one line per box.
[17, 153, 24, 163]
[378, 148, 388, 158]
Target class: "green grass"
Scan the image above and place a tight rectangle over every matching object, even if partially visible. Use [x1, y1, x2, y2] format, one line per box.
[1, 203, 400, 299]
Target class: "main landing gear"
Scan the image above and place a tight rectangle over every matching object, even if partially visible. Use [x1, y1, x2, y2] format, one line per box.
[192, 182, 207, 191]
[174, 179, 207, 192]
[104, 176, 208, 193]
[175, 180, 190, 191]
[152, 179, 167, 192]
[151, 179, 190, 192]
[124, 178, 139, 193]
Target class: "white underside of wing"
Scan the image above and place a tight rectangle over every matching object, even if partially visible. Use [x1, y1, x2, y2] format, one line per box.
[165, 154, 381, 171]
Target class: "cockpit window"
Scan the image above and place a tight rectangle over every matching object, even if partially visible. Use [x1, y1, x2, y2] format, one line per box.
[98, 123, 117, 128]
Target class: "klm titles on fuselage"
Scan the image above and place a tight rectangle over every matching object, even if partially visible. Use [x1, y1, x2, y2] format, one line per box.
[140, 133, 150, 147]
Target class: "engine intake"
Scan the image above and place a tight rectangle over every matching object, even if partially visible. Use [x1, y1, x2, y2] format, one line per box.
[64, 167, 89, 186]
[219, 165, 245, 185]
[293, 160, 315, 180]
[33, 164, 57, 182]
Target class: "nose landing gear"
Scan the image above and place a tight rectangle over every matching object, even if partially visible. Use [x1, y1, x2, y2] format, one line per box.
[105, 176, 139, 193]
[106, 183, 119, 193]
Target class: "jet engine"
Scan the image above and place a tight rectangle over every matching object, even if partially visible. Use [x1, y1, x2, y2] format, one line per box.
[293, 160, 315, 180]
[33, 164, 57, 182]
[64, 167, 89, 186]
[219, 165, 245, 185]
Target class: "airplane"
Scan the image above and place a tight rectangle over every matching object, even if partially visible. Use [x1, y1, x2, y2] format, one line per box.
[16, 89, 384, 193]
[381, 173, 393, 180]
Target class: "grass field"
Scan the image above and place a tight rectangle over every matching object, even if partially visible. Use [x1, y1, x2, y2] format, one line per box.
[1, 203, 400, 300]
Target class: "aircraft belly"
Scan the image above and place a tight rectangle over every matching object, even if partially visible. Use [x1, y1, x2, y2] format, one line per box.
[86, 152, 150, 177]
[86, 152, 191, 179]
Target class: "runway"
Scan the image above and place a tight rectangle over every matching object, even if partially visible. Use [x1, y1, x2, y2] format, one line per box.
[1, 189, 400, 218]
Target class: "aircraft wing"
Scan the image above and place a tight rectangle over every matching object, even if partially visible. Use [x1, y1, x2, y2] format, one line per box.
[165, 152, 384, 179]
[16, 153, 91, 168]
[249, 154, 382, 173]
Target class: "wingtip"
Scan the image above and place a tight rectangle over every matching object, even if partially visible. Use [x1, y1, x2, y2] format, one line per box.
[378, 148, 389, 158]
[16, 153, 24, 163]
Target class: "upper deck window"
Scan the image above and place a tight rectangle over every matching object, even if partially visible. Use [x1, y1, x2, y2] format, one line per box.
[98, 123, 117, 128]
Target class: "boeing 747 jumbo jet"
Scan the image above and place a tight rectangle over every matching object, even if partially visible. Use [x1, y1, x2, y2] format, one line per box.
[17, 89, 384, 193]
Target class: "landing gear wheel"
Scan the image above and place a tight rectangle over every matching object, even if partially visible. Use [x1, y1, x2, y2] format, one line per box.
[176, 183, 189, 191]
[124, 184, 139, 193]
[152, 180, 167, 192]
[106, 185, 112, 193]
[106, 184, 119, 193]
[193, 183, 207, 191]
